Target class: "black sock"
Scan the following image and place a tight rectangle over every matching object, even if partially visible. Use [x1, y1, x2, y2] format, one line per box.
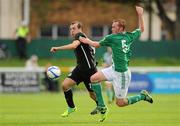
[64, 89, 75, 108]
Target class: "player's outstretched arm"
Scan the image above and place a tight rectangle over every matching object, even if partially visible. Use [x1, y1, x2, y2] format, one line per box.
[50, 47, 59, 53]
[50, 40, 80, 52]
[136, 6, 145, 32]
[79, 37, 100, 48]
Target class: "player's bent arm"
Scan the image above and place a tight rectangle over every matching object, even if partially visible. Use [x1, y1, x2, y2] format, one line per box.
[69, 40, 81, 49]
[50, 40, 80, 52]
[58, 40, 80, 50]
[138, 14, 145, 32]
[136, 6, 145, 32]
[79, 37, 100, 48]
[87, 40, 100, 48]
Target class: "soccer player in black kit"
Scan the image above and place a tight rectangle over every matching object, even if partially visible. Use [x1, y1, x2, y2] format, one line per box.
[50, 21, 107, 122]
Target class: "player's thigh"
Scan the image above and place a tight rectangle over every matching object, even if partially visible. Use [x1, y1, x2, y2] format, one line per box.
[100, 66, 114, 82]
[81, 68, 97, 91]
[67, 66, 83, 85]
[112, 70, 131, 98]
[62, 78, 76, 91]
[90, 71, 107, 83]
[90, 66, 114, 82]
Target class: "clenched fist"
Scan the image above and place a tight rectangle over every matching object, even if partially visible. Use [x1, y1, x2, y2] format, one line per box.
[50, 47, 58, 53]
[136, 6, 144, 16]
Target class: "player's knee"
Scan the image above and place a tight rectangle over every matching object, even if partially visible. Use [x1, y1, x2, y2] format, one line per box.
[90, 75, 99, 83]
[62, 82, 70, 91]
[116, 99, 127, 107]
[116, 101, 125, 107]
[90, 76, 94, 82]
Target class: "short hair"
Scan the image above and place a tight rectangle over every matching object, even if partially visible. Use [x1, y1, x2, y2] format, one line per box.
[113, 19, 126, 30]
[70, 21, 83, 30]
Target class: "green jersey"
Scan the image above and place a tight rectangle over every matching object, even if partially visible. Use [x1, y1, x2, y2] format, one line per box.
[16, 26, 29, 38]
[99, 29, 141, 72]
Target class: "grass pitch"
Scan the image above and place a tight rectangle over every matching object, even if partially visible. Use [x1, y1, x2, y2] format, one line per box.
[0, 92, 179, 126]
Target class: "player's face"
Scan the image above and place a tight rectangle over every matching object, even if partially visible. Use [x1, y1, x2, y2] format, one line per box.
[70, 23, 81, 37]
[111, 22, 123, 34]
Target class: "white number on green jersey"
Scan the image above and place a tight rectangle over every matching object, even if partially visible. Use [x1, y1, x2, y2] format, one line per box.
[121, 40, 129, 53]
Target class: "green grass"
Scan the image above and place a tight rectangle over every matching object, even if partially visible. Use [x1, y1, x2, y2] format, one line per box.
[0, 93, 179, 126]
[0, 58, 76, 67]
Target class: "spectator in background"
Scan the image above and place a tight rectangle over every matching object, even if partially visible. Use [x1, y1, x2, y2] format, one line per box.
[14, 21, 30, 59]
[25, 55, 39, 71]
[0, 43, 8, 59]
[102, 47, 114, 104]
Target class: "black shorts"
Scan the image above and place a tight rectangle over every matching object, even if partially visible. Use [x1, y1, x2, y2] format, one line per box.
[68, 66, 97, 92]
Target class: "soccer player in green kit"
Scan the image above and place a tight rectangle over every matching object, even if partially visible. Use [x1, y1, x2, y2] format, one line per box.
[80, 6, 153, 120]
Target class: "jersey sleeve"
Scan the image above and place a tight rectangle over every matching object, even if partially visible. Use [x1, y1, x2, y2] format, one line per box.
[99, 35, 112, 46]
[75, 32, 86, 41]
[130, 28, 141, 40]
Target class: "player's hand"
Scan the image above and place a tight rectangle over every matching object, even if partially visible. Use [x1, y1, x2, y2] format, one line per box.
[79, 36, 90, 44]
[136, 6, 143, 16]
[50, 47, 58, 53]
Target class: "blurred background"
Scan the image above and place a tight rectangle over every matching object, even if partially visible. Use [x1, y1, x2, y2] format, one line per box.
[0, 0, 180, 125]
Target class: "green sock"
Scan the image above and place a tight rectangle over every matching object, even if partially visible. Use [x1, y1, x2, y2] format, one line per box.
[127, 94, 145, 105]
[91, 83, 105, 107]
[106, 89, 113, 102]
[106, 89, 111, 99]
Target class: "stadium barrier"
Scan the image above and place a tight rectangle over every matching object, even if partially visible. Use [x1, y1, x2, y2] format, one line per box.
[1, 39, 180, 59]
[0, 67, 45, 92]
[0, 67, 180, 93]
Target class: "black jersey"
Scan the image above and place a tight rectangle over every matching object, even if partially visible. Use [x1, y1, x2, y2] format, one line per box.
[74, 32, 96, 69]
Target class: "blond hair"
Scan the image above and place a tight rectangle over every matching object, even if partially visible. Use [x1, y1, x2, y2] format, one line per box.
[113, 19, 126, 31]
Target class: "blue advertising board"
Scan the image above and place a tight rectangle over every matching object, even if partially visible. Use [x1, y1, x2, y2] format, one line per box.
[129, 72, 180, 93]
[129, 73, 153, 93]
[149, 73, 180, 93]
